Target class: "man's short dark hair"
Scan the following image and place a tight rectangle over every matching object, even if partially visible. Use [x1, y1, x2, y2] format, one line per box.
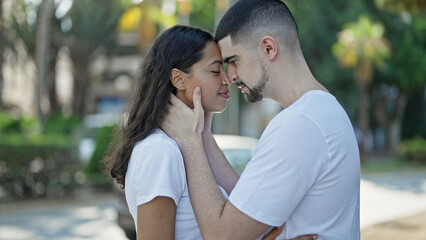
[215, 0, 300, 52]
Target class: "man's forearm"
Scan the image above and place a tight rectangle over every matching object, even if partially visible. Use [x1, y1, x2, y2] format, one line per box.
[202, 133, 239, 195]
[179, 135, 229, 239]
[180, 136, 270, 240]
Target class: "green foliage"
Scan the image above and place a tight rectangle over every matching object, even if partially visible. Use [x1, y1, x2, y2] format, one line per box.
[402, 90, 426, 139]
[381, 13, 426, 92]
[5, 0, 62, 59]
[286, 0, 368, 118]
[399, 137, 426, 163]
[361, 157, 420, 173]
[5, 0, 37, 57]
[85, 126, 116, 185]
[190, 0, 215, 33]
[286, 0, 425, 147]
[332, 16, 390, 69]
[64, 0, 124, 56]
[0, 112, 82, 199]
[44, 112, 81, 135]
[0, 112, 39, 134]
[0, 133, 72, 146]
[0, 135, 80, 199]
[375, 0, 426, 13]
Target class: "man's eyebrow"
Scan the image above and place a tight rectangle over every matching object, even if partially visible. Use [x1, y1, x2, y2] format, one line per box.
[209, 60, 223, 66]
[223, 55, 237, 64]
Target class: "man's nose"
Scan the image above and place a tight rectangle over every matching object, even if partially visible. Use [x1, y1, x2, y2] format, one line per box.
[228, 72, 237, 83]
[221, 70, 231, 86]
[227, 69, 237, 83]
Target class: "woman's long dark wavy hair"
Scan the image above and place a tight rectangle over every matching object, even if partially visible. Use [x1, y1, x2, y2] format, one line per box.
[105, 25, 214, 188]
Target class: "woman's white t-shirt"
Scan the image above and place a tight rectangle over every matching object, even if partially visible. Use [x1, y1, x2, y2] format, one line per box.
[125, 129, 227, 239]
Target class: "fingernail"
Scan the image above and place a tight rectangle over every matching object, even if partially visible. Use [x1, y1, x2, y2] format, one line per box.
[195, 87, 201, 94]
[313, 236, 318, 240]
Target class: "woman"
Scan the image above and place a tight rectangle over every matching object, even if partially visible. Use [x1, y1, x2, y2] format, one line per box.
[105, 25, 231, 239]
[105, 25, 284, 240]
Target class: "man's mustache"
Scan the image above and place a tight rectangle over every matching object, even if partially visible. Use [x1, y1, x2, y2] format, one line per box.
[236, 81, 246, 87]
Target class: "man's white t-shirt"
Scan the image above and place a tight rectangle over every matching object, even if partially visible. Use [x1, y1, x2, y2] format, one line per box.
[229, 90, 360, 240]
[125, 129, 213, 240]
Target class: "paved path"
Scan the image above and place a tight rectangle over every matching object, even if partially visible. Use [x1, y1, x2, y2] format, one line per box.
[0, 193, 128, 240]
[360, 171, 426, 229]
[1, 171, 426, 239]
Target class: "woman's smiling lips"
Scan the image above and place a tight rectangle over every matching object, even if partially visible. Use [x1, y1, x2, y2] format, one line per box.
[218, 91, 230, 99]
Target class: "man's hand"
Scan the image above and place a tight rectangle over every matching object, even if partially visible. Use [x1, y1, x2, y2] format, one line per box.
[289, 234, 318, 240]
[262, 226, 283, 240]
[162, 87, 204, 144]
[262, 226, 318, 240]
[202, 112, 214, 137]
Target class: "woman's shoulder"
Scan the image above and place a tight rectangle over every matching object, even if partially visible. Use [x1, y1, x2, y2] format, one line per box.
[133, 129, 181, 154]
[128, 129, 184, 174]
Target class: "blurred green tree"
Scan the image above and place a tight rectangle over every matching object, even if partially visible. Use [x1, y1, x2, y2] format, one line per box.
[4, 0, 62, 123]
[287, 0, 369, 121]
[63, 0, 124, 116]
[375, 0, 426, 13]
[288, 0, 425, 157]
[333, 16, 391, 158]
[190, 0, 215, 33]
[373, 14, 425, 152]
[35, 0, 54, 130]
[118, 0, 177, 51]
[365, 0, 426, 153]
[0, 0, 3, 107]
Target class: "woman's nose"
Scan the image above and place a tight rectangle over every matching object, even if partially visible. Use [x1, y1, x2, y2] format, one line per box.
[221, 70, 231, 86]
[222, 76, 231, 86]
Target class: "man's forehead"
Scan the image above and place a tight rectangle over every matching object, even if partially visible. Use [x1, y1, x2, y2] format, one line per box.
[218, 36, 238, 58]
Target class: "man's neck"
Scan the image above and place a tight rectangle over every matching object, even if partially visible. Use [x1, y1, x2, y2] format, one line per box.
[267, 59, 327, 108]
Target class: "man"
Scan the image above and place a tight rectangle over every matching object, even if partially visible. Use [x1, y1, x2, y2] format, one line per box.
[162, 0, 360, 239]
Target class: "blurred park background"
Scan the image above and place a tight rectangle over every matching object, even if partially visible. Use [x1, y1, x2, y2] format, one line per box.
[0, 0, 425, 239]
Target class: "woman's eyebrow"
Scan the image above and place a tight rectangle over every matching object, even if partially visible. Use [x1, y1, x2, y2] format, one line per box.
[209, 60, 223, 66]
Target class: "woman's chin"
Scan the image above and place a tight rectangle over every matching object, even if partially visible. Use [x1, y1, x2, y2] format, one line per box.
[204, 102, 227, 113]
[206, 107, 226, 114]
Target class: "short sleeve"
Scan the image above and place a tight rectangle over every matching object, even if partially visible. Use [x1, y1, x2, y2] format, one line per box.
[129, 139, 186, 207]
[229, 113, 328, 226]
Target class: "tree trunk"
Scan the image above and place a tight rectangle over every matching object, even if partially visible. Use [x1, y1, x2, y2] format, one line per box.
[358, 85, 372, 161]
[373, 88, 407, 154]
[47, 46, 58, 112]
[0, 0, 4, 107]
[35, 0, 54, 130]
[387, 92, 407, 154]
[72, 61, 91, 116]
[47, 15, 62, 113]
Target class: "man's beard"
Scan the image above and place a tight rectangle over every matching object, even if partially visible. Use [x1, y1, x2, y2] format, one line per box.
[245, 64, 269, 103]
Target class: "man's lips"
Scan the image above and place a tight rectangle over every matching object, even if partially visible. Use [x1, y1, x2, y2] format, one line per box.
[236, 82, 247, 93]
[218, 91, 230, 100]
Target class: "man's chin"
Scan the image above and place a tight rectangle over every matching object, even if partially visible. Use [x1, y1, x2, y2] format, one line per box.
[244, 93, 262, 103]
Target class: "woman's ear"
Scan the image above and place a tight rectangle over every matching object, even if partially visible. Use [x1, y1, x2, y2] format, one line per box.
[170, 68, 186, 90]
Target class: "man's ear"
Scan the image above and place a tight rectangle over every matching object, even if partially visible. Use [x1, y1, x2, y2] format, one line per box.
[170, 68, 186, 90]
[260, 36, 278, 61]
